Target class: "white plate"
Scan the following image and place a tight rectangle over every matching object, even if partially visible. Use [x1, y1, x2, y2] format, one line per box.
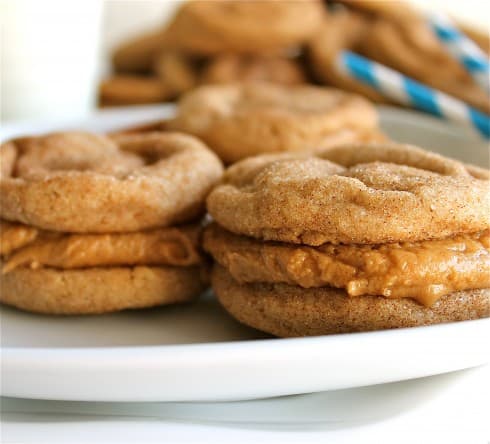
[1, 105, 489, 402]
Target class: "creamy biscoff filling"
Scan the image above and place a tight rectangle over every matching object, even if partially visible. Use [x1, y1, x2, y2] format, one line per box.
[204, 224, 490, 307]
[0, 220, 202, 272]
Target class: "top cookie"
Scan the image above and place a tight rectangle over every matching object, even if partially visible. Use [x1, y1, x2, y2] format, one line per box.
[168, 83, 383, 163]
[207, 143, 490, 245]
[1, 131, 223, 233]
[164, 0, 325, 55]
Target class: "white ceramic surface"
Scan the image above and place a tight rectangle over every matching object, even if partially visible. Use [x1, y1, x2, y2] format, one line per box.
[2, 366, 489, 443]
[1, 106, 489, 402]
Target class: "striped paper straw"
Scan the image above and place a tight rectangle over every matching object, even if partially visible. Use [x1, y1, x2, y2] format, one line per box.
[337, 51, 490, 139]
[428, 13, 490, 94]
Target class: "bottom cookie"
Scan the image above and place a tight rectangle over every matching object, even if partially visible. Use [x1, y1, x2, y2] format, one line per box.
[212, 266, 490, 337]
[1, 265, 207, 315]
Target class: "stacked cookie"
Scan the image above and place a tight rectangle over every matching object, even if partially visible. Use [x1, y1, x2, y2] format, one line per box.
[168, 83, 387, 163]
[204, 143, 490, 336]
[100, 0, 325, 106]
[0, 131, 223, 314]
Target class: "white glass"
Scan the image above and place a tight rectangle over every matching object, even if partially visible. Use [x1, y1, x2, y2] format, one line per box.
[1, 0, 103, 122]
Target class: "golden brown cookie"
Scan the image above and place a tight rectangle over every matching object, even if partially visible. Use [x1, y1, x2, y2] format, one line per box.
[108, 120, 169, 136]
[201, 54, 306, 86]
[204, 223, 490, 307]
[212, 265, 490, 336]
[1, 265, 206, 315]
[99, 75, 171, 106]
[206, 143, 490, 245]
[308, 11, 387, 103]
[168, 83, 384, 163]
[206, 142, 489, 336]
[0, 131, 223, 233]
[153, 52, 198, 96]
[163, 0, 325, 55]
[112, 29, 168, 73]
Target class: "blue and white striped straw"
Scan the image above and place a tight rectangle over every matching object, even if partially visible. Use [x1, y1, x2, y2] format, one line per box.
[428, 13, 490, 94]
[337, 51, 490, 139]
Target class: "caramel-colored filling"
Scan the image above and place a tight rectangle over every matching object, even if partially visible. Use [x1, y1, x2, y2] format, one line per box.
[0, 220, 202, 272]
[204, 224, 490, 307]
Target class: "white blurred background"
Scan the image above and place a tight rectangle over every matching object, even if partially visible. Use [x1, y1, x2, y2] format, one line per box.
[1, 0, 489, 122]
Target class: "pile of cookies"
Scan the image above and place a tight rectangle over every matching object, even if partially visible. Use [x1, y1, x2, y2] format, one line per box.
[0, 131, 223, 314]
[100, 0, 489, 112]
[99, 0, 324, 106]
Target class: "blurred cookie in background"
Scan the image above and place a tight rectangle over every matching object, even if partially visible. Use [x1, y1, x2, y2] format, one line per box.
[101, 51, 200, 107]
[112, 30, 168, 74]
[99, 75, 172, 107]
[99, 0, 323, 107]
[100, 0, 490, 111]
[168, 83, 386, 163]
[153, 52, 198, 95]
[162, 0, 325, 55]
[308, 10, 387, 103]
[201, 54, 306, 86]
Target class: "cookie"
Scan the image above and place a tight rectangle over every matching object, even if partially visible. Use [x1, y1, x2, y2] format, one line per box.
[206, 143, 489, 336]
[0, 130, 220, 315]
[99, 75, 172, 106]
[206, 143, 490, 245]
[112, 30, 168, 73]
[201, 54, 306, 86]
[308, 11, 387, 103]
[163, 0, 325, 55]
[168, 83, 385, 163]
[153, 52, 198, 97]
[109, 120, 169, 136]
[212, 265, 490, 336]
[1, 265, 206, 315]
[1, 131, 223, 232]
